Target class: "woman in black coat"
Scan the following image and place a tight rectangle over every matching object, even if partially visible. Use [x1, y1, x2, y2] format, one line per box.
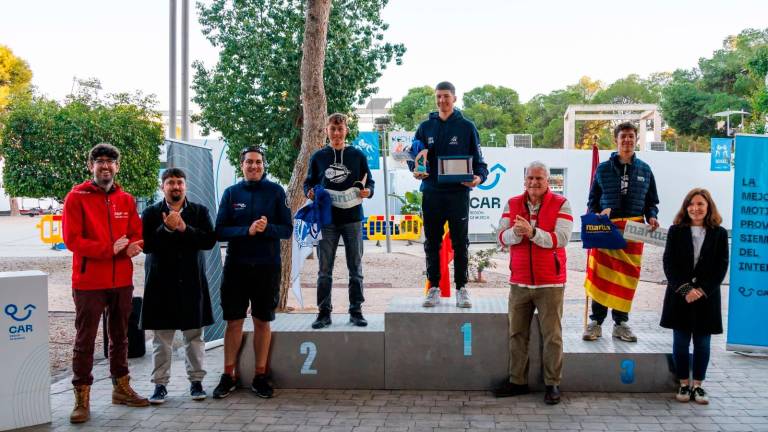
[661, 188, 728, 405]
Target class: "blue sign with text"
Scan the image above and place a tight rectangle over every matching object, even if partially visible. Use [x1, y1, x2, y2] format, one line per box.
[710, 137, 732, 171]
[352, 132, 380, 170]
[728, 135, 768, 351]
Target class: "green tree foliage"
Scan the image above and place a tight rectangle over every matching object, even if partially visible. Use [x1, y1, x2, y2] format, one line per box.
[390, 85, 433, 131]
[0, 45, 32, 111]
[462, 85, 524, 147]
[662, 28, 768, 139]
[192, 0, 405, 184]
[0, 90, 163, 201]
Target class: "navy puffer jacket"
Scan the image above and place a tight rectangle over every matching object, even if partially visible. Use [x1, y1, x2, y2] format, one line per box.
[587, 152, 659, 221]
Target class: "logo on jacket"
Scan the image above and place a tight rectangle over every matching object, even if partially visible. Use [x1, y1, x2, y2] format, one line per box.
[478, 163, 506, 191]
[325, 163, 350, 184]
[113, 211, 129, 219]
[232, 203, 246, 210]
[636, 176, 645, 182]
[427, 137, 434, 146]
[449, 136, 458, 145]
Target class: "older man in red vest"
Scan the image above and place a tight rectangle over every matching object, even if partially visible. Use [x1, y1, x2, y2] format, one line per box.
[493, 161, 573, 405]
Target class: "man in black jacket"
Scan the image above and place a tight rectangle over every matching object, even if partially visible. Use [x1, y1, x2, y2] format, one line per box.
[213, 147, 292, 399]
[140, 168, 217, 404]
[304, 113, 374, 328]
[409, 81, 488, 308]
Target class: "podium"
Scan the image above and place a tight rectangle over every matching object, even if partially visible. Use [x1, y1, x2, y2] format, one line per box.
[0, 271, 50, 431]
[238, 313, 384, 389]
[237, 297, 675, 392]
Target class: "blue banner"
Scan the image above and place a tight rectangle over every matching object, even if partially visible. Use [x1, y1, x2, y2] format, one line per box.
[727, 135, 768, 351]
[710, 137, 732, 171]
[352, 131, 380, 170]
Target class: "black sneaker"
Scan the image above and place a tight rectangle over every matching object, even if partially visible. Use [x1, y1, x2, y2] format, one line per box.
[675, 385, 692, 402]
[190, 381, 206, 401]
[311, 311, 332, 329]
[251, 374, 274, 399]
[691, 386, 709, 405]
[212, 373, 236, 399]
[544, 385, 561, 405]
[492, 381, 530, 398]
[349, 312, 368, 327]
[149, 384, 167, 404]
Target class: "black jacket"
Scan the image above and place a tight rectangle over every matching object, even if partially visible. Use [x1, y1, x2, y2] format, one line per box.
[409, 109, 488, 192]
[140, 200, 217, 330]
[215, 179, 292, 265]
[660, 224, 729, 334]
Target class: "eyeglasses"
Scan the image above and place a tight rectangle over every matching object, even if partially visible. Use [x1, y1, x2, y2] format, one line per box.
[93, 158, 117, 166]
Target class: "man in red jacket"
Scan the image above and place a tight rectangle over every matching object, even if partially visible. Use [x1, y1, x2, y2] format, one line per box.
[62, 143, 149, 423]
[492, 161, 573, 405]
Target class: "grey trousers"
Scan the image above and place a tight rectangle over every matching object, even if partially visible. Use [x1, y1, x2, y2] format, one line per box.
[151, 328, 206, 385]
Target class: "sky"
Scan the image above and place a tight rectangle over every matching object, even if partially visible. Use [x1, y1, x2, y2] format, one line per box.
[1, 0, 767, 111]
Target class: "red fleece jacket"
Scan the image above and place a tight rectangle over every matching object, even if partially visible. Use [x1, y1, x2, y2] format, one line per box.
[62, 181, 142, 290]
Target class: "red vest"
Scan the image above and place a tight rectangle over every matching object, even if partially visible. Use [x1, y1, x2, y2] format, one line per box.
[505, 190, 567, 286]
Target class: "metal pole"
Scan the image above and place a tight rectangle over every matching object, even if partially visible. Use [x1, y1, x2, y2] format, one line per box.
[181, 0, 190, 141]
[169, 0, 177, 139]
[381, 128, 392, 253]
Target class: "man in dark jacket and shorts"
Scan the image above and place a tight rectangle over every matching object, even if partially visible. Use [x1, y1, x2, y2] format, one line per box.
[213, 147, 292, 399]
[140, 168, 217, 403]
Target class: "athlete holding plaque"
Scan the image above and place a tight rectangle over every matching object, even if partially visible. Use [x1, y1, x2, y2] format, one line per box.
[408, 81, 488, 308]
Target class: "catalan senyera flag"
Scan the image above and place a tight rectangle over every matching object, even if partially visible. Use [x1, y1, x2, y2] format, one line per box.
[584, 216, 644, 312]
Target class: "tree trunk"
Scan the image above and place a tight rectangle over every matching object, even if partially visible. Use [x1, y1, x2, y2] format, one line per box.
[9, 197, 20, 216]
[277, 0, 331, 311]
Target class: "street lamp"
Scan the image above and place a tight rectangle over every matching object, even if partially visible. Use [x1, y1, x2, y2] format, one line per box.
[374, 116, 392, 253]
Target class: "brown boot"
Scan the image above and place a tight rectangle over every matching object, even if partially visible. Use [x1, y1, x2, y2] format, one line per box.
[112, 375, 150, 407]
[70, 385, 90, 423]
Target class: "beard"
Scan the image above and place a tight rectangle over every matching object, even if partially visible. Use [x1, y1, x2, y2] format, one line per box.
[170, 193, 183, 203]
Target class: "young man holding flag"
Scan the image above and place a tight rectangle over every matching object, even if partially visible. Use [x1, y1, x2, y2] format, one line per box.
[583, 122, 660, 342]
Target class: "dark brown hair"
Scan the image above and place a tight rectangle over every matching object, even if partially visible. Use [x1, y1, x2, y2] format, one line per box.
[89, 143, 120, 162]
[161, 167, 186, 182]
[613, 122, 638, 139]
[673, 188, 722, 228]
[327, 113, 348, 126]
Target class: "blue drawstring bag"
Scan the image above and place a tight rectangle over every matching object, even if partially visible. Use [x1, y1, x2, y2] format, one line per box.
[580, 213, 627, 249]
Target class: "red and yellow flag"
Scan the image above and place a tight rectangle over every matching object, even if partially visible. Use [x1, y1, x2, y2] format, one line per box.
[584, 217, 644, 312]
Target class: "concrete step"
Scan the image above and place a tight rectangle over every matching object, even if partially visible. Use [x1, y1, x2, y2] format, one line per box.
[236, 299, 676, 392]
[238, 313, 384, 389]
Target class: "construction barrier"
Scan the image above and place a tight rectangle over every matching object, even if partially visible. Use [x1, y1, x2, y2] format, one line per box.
[364, 214, 422, 241]
[36, 214, 63, 244]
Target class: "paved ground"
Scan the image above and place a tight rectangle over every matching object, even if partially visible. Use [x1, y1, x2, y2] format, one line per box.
[21, 329, 768, 431]
[4, 215, 768, 431]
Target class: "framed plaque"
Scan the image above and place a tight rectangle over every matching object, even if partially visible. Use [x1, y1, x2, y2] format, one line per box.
[437, 156, 474, 183]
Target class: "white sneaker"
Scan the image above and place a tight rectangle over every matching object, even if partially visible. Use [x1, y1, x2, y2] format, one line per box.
[692, 386, 709, 405]
[422, 287, 441, 307]
[456, 288, 472, 308]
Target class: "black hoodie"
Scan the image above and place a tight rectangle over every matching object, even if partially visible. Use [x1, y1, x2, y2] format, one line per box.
[409, 109, 488, 192]
[303, 145, 375, 224]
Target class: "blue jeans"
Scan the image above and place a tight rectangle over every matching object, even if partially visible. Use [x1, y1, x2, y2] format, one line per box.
[672, 329, 711, 381]
[316, 222, 364, 313]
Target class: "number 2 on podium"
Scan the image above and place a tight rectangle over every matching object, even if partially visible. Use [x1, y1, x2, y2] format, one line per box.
[461, 322, 472, 356]
[300, 341, 318, 375]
